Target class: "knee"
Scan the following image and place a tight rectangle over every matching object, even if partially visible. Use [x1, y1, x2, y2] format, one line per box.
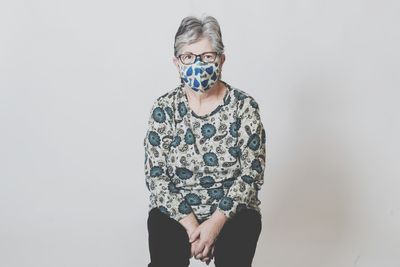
[147, 207, 190, 241]
[147, 208, 191, 267]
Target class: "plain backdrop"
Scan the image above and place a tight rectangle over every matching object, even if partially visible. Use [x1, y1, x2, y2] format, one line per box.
[1, 1, 399, 267]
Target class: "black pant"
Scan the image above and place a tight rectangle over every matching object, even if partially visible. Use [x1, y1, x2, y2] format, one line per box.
[147, 207, 262, 267]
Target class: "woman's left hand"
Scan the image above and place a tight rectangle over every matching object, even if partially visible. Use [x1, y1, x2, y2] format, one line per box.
[190, 238, 214, 265]
[189, 210, 228, 260]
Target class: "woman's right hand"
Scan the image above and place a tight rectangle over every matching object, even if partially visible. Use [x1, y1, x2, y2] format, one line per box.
[194, 242, 214, 265]
[180, 213, 213, 262]
[179, 212, 199, 238]
[180, 212, 215, 264]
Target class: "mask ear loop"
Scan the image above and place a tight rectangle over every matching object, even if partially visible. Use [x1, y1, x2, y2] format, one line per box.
[178, 62, 186, 85]
[215, 56, 223, 81]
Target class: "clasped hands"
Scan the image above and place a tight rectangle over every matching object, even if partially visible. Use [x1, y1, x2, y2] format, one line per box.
[179, 210, 228, 265]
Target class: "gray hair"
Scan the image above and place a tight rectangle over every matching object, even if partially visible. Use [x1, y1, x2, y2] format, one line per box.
[174, 15, 225, 57]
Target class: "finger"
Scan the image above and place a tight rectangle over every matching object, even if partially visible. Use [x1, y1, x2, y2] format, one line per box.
[198, 243, 206, 257]
[201, 256, 210, 262]
[204, 251, 212, 265]
[202, 245, 211, 259]
[191, 242, 198, 257]
[194, 242, 206, 260]
[189, 227, 200, 243]
[194, 241, 205, 257]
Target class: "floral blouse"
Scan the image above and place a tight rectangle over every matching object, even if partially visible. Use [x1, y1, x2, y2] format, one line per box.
[143, 80, 266, 222]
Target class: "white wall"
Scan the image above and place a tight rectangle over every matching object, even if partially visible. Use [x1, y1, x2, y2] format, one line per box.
[1, 1, 399, 266]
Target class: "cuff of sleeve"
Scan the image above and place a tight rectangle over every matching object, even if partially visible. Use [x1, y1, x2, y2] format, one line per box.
[217, 196, 252, 220]
[217, 196, 238, 220]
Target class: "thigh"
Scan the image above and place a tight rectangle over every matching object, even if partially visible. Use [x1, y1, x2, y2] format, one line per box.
[213, 208, 262, 267]
[147, 207, 191, 267]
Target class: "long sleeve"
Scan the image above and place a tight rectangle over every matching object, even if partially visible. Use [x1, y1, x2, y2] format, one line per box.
[216, 97, 266, 219]
[144, 98, 194, 222]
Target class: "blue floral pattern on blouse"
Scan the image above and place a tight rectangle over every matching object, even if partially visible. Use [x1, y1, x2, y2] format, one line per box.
[144, 80, 266, 222]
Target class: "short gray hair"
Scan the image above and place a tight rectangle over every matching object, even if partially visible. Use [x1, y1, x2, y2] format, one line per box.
[174, 15, 225, 57]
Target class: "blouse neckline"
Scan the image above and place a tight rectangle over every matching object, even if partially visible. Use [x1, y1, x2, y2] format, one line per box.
[180, 80, 232, 119]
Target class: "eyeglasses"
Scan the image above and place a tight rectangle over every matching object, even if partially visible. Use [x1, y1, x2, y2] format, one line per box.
[177, 51, 219, 65]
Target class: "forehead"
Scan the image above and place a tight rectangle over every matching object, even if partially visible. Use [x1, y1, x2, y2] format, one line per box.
[180, 37, 213, 54]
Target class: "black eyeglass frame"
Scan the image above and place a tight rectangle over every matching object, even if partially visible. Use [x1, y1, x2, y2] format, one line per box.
[176, 51, 220, 65]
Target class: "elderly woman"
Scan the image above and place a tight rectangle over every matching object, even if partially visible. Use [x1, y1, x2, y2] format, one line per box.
[144, 15, 266, 267]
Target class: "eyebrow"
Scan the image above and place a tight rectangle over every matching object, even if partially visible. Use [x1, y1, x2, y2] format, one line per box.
[180, 51, 215, 55]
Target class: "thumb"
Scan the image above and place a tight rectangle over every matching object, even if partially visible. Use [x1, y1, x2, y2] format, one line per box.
[189, 227, 200, 243]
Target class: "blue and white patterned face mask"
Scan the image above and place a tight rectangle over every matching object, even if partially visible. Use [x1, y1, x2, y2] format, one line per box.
[179, 57, 221, 93]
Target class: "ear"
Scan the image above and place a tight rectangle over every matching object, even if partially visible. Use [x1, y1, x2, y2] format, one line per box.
[172, 56, 180, 72]
[219, 53, 226, 67]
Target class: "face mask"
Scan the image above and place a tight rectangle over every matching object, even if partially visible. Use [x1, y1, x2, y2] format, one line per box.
[179, 57, 221, 93]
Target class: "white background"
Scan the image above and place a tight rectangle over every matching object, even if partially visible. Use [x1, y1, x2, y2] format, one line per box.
[1, 1, 399, 266]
